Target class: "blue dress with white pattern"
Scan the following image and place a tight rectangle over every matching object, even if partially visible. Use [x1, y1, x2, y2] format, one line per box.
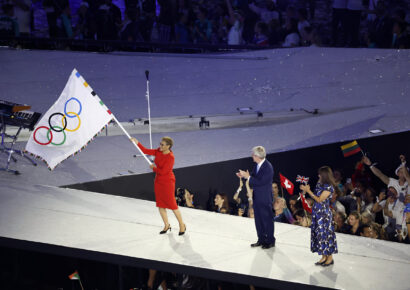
[311, 183, 338, 255]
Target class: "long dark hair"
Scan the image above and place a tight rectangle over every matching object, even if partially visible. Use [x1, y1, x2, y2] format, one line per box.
[318, 166, 337, 189]
[214, 193, 230, 213]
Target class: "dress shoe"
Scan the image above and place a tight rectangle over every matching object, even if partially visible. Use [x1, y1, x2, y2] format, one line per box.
[322, 260, 334, 267]
[262, 242, 275, 249]
[315, 260, 326, 266]
[250, 242, 262, 247]
[159, 224, 171, 234]
[179, 224, 186, 236]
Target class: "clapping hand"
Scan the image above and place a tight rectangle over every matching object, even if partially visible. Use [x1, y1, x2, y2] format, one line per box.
[237, 169, 250, 179]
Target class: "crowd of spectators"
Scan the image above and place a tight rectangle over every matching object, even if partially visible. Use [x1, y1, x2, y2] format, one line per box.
[177, 154, 410, 245]
[0, 0, 409, 48]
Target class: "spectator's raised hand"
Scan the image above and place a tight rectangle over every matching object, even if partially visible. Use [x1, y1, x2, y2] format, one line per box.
[238, 169, 250, 179]
[400, 154, 406, 163]
[362, 156, 371, 166]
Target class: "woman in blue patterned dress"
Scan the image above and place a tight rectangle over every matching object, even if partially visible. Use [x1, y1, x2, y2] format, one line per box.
[300, 166, 338, 266]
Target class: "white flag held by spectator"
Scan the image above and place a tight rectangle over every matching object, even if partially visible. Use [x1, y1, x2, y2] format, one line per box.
[25, 69, 113, 170]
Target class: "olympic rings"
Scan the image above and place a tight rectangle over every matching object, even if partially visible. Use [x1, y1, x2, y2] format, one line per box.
[33, 126, 53, 145]
[62, 112, 81, 132]
[49, 112, 67, 132]
[47, 126, 66, 146]
[33, 99, 83, 146]
[64, 97, 82, 118]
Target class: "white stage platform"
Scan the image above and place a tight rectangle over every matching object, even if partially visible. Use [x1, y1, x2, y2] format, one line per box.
[1, 182, 409, 290]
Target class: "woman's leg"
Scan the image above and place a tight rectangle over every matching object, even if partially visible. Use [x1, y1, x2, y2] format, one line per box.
[172, 208, 185, 231]
[325, 254, 333, 264]
[318, 255, 327, 263]
[158, 208, 169, 229]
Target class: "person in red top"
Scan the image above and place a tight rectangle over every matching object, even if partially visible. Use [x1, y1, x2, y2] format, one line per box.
[131, 136, 186, 235]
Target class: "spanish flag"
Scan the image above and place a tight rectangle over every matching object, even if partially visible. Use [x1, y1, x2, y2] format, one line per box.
[340, 140, 362, 157]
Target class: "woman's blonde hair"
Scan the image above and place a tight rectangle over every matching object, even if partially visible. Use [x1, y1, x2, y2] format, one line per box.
[161, 136, 174, 149]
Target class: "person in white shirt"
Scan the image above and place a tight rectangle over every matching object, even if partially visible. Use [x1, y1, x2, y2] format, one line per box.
[363, 155, 409, 202]
[226, 0, 244, 45]
[372, 185, 404, 237]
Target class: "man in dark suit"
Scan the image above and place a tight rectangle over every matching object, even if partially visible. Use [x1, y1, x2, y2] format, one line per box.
[237, 146, 275, 249]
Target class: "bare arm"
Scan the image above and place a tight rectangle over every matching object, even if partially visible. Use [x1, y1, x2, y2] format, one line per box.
[372, 202, 382, 213]
[363, 156, 389, 185]
[383, 198, 393, 218]
[372, 191, 386, 213]
[400, 155, 410, 183]
[300, 184, 330, 203]
[246, 179, 253, 206]
[233, 177, 243, 204]
[356, 197, 362, 213]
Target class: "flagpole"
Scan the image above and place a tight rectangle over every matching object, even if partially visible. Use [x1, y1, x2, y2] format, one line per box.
[79, 280, 85, 290]
[145, 70, 153, 149]
[111, 115, 152, 165]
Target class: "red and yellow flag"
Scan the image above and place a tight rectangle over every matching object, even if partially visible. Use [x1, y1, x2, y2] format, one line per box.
[340, 140, 361, 157]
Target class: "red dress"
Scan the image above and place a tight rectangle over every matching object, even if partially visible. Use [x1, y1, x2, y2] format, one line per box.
[138, 143, 178, 210]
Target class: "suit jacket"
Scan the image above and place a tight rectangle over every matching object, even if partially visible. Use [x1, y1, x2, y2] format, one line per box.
[249, 159, 274, 206]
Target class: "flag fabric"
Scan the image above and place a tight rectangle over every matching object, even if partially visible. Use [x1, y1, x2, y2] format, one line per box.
[296, 175, 309, 184]
[69, 271, 80, 280]
[340, 140, 362, 157]
[280, 173, 294, 195]
[300, 193, 312, 214]
[25, 69, 113, 170]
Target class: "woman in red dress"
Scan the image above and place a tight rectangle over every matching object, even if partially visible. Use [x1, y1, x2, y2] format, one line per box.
[131, 137, 186, 235]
